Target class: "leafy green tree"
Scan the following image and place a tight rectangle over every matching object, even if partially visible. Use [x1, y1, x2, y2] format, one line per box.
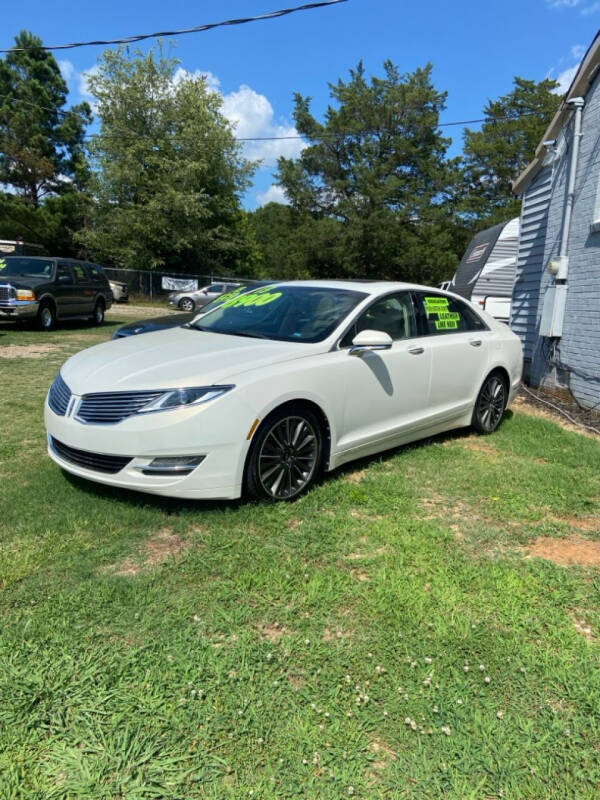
[461, 77, 562, 225]
[277, 61, 462, 283]
[79, 47, 256, 273]
[0, 30, 91, 205]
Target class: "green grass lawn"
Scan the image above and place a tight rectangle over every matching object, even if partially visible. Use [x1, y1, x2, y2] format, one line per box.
[1, 317, 600, 799]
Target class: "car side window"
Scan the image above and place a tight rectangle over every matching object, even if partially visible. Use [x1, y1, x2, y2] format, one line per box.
[56, 262, 74, 282]
[88, 264, 103, 282]
[415, 292, 487, 336]
[209, 284, 225, 293]
[72, 263, 88, 284]
[340, 292, 416, 348]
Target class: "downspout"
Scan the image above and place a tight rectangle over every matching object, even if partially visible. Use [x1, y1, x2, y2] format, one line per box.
[556, 96, 585, 282]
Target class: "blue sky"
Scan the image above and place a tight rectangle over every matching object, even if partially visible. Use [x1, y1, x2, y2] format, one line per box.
[2, 0, 598, 208]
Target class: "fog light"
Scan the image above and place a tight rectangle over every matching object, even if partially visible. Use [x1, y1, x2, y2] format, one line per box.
[137, 456, 206, 476]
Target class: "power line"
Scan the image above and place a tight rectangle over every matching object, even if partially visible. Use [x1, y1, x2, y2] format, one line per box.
[3, 95, 547, 137]
[0, 0, 349, 53]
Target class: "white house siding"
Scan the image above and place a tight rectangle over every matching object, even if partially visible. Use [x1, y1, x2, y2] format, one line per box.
[513, 71, 600, 409]
[511, 165, 554, 368]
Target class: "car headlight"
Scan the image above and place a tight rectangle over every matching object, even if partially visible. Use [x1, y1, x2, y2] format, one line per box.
[17, 289, 35, 301]
[137, 385, 235, 414]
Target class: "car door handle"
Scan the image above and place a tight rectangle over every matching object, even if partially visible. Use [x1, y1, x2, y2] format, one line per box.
[408, 346, 424, 355]
[469, 339, 482, 347]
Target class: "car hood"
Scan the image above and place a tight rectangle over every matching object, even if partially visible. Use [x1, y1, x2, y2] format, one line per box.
[117, 313, 192, 334]
[61, 327, 320, 394]
[0, 275, 49, 290]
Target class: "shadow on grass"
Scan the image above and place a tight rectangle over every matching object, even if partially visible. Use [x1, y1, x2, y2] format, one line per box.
[61, 412, 514, 511]
[62, 470, 242, 515]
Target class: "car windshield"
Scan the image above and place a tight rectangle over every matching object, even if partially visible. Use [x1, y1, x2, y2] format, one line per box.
[191, 284, 367, 343]
[0, 257, 54, 278]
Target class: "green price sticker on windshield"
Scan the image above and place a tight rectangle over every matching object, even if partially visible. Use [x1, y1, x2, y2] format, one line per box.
[0, 259, 6, 271]
[222, 285, 282, 309]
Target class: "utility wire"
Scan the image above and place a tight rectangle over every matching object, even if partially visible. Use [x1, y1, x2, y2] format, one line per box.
[0, 0, 348, 53]
[2, 96, 548, 142]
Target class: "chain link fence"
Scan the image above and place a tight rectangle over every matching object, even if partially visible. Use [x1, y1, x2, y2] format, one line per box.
[102, 267, 261, 303]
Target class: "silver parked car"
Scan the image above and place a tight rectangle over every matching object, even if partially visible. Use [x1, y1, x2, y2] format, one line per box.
[168, 282, 241, 312]
[109, 280, 129, 303]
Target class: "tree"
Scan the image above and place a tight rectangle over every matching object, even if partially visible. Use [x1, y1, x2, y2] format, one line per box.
[78, 47, 256, 273]
[461, 77, 562, 226]
[276, 61, 463, 283]
[0, 30, 91, 205]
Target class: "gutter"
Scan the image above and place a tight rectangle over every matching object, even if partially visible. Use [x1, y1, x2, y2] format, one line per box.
[513, 29, 600, 195]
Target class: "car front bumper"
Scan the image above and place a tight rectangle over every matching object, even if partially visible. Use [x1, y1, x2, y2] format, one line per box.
[0, 300, 38, 319]
[44, 391, 254, 500]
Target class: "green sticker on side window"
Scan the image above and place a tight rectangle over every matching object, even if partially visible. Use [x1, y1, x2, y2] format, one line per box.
[221, 285, 282, 309]
[424, 296, 449, 309]
[435, 318, 459, 330]
[0, 259, 6, 271]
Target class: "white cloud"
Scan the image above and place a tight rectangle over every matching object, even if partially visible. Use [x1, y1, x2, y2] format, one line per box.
[172, 67, 221, 91]
[256, 184, 289, 206]
[548, 44, 585, 93]
[58, 59, 76, 82]
[78, 65, 99, 100]
[546, 0, 600, 11]
[62, 62, 304, 170]
[220, 84, 305, 164]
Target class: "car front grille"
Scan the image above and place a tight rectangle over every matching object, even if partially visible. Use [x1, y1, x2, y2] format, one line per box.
[50, 437, 132, 474]
[48, 373, 72, 416]
[77, 390, 165, 424]
[0, 285, 15, 303]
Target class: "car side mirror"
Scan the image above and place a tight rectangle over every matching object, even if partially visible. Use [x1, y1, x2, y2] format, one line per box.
[57, 274, 73, 285]
[349, 329, 393, 356]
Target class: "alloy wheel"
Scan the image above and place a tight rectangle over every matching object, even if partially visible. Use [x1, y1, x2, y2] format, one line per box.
[258, 415, 319, 499]
[179, 298, 195, 312]
[476, 375, 506, 432]
[40, 306, 53, 330]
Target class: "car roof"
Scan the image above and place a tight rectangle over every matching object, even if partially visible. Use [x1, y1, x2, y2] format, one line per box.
[262, 279, 454, 296]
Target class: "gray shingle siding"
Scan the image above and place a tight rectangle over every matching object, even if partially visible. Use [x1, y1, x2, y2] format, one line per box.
[513, 71, 600, 409]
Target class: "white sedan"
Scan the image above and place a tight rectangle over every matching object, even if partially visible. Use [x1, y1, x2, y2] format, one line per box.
[45, 281, 523, 501]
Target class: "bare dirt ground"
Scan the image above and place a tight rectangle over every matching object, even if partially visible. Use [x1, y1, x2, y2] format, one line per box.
[516, 388, 600, 438]
[106, 303, 179, 319]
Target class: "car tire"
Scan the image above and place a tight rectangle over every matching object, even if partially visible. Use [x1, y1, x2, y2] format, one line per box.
[179, 297, 195, 312]
[91, 299, 105, 326]
[472, 372, 508, 434]
[37, 301, 56, 332]
[245, 405, 323, 502]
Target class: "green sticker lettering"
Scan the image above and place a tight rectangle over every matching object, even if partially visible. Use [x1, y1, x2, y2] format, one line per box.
[436, 311, 460, 321]
[435, 319, 459, 330]
[0, 259, 6, 271]
[424, 296, 449, 308]
[222, 285, 282, 309]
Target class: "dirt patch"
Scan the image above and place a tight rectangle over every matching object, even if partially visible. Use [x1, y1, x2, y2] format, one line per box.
[0, 344, 59, 359]
[350, 568, 370, 582]
[569, 610, 597, 641]
[257, 622, 289, 642]
[287, 674, 306, 691]
[346, 469, 367, 484]
[526, 536, 600, 567]
[322, 627, 352, 643]
[549, 514, 599, 534]
[346, 546, 389, 561]
[107, 528, 188, 576]
[368, 737, 397, 776]
[513, 395, 599, 439]
[287, 518, 303, 531]
[349, 509, 384, 522]
[461, 437, 499, 456]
